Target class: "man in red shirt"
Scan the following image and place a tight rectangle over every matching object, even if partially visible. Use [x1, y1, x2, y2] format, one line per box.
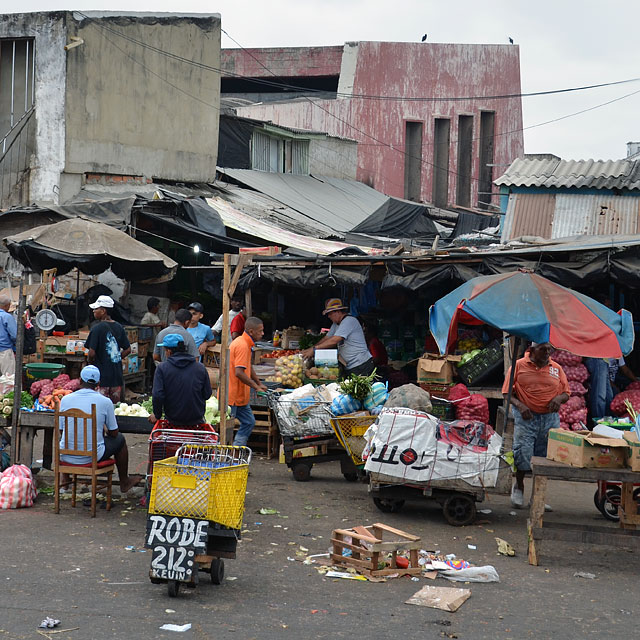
[230, 310, 247, 341]
[229, 316, 267, 446]
[502, 342, 570, 508]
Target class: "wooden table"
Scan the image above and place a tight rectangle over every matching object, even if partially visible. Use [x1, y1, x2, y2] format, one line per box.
[528, 456, 640, 565]
[14, 412, 153, 470]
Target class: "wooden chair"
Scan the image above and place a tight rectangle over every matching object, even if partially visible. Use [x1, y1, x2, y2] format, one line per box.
[54, 404, 115, 517]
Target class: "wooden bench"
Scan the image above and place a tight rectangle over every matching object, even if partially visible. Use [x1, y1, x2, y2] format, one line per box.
[528, 456, 640, 565]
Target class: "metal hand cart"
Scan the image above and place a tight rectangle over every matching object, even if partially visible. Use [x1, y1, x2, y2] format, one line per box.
[263, 390, 360, 482]
[146, 420, 219, 493]
[145, 443, 251, 597]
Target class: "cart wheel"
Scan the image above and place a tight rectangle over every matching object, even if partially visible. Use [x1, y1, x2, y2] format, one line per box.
[373, 497, 405, 513]
[150, 577, 163, 585]
[442, 493, 477, 527]
[343, 472, 359, 482]
[210, 558, 225, 585]
[595, 487, 620, 522]
[167, 580, 180, 598]
[292, 462, 312, 482]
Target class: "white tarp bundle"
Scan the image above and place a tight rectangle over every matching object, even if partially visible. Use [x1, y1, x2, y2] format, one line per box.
[363, 407, 502, 487]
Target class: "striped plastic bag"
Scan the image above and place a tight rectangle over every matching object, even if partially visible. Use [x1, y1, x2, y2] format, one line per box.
[330, 394, 361, 416]
[0, 464, 37, 509]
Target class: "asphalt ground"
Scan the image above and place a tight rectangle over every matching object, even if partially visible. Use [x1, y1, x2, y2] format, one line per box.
[1, 433, 639, 640]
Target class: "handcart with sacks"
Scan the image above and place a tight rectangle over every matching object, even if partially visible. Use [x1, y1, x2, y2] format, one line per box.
[145, 443, 251, 597]
[262, 389, 360, 482]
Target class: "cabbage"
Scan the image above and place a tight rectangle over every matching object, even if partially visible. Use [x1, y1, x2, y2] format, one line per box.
[204, 397, 219, 423]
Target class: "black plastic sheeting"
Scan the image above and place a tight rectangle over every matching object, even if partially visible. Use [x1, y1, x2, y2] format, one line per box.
[49, 196, 137, 230]
[450, 211, 500, 238]
[237, 265, 370, 290]
[382, 263, 479, 290]
[350, 198, 437, 238]
[217, 115, 254, 170]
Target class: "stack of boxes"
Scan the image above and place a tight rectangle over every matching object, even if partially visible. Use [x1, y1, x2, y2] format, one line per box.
[123, 326, 139, 374]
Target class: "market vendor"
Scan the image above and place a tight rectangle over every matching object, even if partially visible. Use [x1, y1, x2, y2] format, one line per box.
[148, 334, 212, 426]
[212, 295, 244, 341]
[187, 302, 216, 359]
[85, 295, 130, 404]
[153, 309, 198, 362]
[59, 365, 143, 493]
[0, 294, 16, 376]
[502, 342, 570, 509]
[229, 317, 267, 446]
[301, 298, 374, 376]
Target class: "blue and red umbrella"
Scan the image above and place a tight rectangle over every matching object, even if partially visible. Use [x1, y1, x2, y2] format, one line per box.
[429, 272, 634, 358]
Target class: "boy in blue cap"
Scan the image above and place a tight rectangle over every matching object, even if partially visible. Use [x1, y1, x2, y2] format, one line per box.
[58, 365, 143, 493]
[149, 334, 212, 426]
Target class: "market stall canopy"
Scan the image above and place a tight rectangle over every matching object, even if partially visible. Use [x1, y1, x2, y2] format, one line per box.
[4, 217, 178, 282]
[349, 197, 437, 238]
[429, 271, 634, 358]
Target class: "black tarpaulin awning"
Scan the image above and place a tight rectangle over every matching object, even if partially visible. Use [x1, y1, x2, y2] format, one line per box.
[237, 265, 370, 290]
[350, 198, 438, 238]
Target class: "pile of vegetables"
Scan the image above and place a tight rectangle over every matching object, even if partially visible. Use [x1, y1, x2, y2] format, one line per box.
[562, 364, 589, 384]
[266, 354, 304, 388]
[551, 349, 583, 367]
[114, 402, 150, 417]
[0, 390, 34, 415]
[568, 381, 588, 396]
[558, 395, 588, 430]
[449, 383, 489, 423]
[339, 369, 377, 402]
[262, 350, 300, 359]
[30, 374, 81, 401]
[204, 396, 230, 426]
[298, 334, 322, 351]
[610, 389, 640, 418]
[39, 388, 73, 410]
[457, 348, 482, 367]
[457, 337, 484, 353]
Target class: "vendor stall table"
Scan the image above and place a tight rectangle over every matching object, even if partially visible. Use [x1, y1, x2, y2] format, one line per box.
[13, 412, 153, 470]
[528, 456, 640, 565]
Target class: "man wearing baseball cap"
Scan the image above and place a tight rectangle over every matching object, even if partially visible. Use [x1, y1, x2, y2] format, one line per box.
[85, 295, 130, 403]
[301, 298, 374, 377]
[149, 333, 212, 426]
[58, 365, 143, 493]
[187, 302, 216, 359]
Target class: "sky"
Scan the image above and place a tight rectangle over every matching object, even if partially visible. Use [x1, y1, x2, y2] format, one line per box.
[4, 0, 640, 160]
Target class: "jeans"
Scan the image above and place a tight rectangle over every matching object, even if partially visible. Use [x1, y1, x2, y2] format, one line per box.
[585, 358, 613, 419]
[513, 407, 559, 472]
[231, 404, 255, 447]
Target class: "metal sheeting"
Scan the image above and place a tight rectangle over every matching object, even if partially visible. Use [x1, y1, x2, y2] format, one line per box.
[502, 193, 556, 240]
[218, 168, 388, 233]
[552, 194, 640, 238]
[496, 157, 640, 191]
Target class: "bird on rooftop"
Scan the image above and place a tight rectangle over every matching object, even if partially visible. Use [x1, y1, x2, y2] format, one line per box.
[421, 34, 427, 42]
[508, 37, 514, 44]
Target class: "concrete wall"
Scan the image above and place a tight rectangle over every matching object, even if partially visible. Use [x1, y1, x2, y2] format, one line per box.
[228, 42, 524, 209]
[65, 12, 221, 184]
[309, 137, 357, 180]
[0, 12, 68, 204]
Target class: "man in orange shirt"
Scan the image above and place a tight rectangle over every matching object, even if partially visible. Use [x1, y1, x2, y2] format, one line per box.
[229, 316, 267, 446]
[502, 342, 569, 508]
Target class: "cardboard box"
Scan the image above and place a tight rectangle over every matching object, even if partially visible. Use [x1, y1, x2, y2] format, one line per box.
[279, 444, 318, 464]
[417, 353, 461, 384]
[547, 428, 628, 469]
[282, 327, 305, 349]
[124, 326, 138, 345]
[204, 345, 221, 368]
[129, 341, 138, 355]
[122, 355, 139, 374]
[624, 431, 640, 471]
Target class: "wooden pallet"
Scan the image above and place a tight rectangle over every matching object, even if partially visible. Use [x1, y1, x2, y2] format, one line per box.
[234, 407, 279, 459]
[331, 523, 421, 577]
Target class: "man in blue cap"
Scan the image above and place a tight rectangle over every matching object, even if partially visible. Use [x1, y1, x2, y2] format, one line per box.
[149, 334, 212, 426]
[58, 365, 143, 493]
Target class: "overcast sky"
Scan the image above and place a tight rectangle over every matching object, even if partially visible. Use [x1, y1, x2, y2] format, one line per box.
[5, 0, 639, 160]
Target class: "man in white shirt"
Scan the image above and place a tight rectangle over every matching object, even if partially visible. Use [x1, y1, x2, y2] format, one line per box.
[211, 295, 244, 340]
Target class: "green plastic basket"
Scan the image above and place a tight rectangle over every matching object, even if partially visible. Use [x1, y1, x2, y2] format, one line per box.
[24, 363, 65, 380]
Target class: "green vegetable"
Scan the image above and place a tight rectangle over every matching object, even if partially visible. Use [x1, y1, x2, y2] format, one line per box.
[299, 334, 323, 351]
[3, 391, 33, 409]
[2, 406, 11, 415]
[141, 398, 153, 413]
[339, 369, 378, 402]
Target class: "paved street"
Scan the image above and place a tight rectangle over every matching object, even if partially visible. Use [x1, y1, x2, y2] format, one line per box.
[1, 436, 639, 640]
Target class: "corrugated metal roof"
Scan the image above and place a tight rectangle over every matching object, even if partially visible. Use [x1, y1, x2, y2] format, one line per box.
[495, 158, 640, 190]
[218, 168, 388, 233]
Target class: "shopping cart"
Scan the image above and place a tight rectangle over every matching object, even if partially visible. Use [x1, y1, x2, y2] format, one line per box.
[146, 420, 218, 493]
[146, 443, 251, 597]
[261, 389, 360, 482]
[330, 414, 377, 468]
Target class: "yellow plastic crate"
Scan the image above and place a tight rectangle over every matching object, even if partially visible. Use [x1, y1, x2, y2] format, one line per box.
[148, 448, 249, 529]
[330, 414, 377, 465]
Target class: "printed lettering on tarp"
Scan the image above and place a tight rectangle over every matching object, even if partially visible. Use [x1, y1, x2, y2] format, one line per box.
[145, 515, 208, 581]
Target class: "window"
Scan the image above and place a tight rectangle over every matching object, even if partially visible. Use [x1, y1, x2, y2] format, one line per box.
[251, 131, 309, 174]
[404, 121, 423, 201]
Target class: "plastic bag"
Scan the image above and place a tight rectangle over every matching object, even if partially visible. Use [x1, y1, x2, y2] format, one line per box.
[440, 565, 500, 583]
[331, 394, 362, 416]
[384, 384, 432, 412]
[363, 382, 388, 411]
[0, 464, 37, 509]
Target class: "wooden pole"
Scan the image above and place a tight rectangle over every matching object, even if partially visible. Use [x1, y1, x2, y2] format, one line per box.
[10, 281, 26, 465]
[218, 254, 232, 444]
[244, 288, 252, 318]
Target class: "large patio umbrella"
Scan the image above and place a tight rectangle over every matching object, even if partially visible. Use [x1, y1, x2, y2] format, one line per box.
[4, 217, 177, 282]
[429, 271, 634, 358]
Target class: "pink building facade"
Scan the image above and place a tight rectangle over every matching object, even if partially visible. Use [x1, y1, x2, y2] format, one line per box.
[221, 41, 524, 211]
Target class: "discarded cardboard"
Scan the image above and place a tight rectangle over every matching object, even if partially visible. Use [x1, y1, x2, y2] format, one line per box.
[417, 354, 461, 385]
[547, 429, 627, 469]
[405, 585, 471, 611]
[623, 431, 640, 472]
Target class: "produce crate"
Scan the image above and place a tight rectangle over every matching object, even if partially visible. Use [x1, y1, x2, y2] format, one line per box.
[124, 326, 138, 344]
[138, 340, 150, 359]
[419, 382, 454, 400]
[456, 340, 504, 386]
[330, 414, 377, 465]
[148, 444, 251, 529]
[429, 399, 456, 421]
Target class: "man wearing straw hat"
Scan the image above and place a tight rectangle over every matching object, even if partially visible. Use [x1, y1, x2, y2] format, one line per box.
[301, 298, 374, 377]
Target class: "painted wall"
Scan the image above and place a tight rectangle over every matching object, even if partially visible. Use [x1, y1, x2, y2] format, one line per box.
[308, 137, 357, 180]
[227, 42, 524, 209]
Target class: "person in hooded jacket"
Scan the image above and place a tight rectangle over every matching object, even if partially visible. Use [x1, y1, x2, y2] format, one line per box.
[148, 333, 212, 426]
